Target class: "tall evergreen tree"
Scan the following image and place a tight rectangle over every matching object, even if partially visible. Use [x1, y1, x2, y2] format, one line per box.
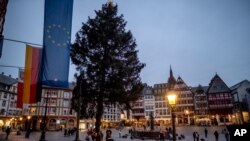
[70, 2, 145, 140]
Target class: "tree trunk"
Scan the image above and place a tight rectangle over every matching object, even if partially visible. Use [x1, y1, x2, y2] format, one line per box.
[95, 97, 104, 141]
[74, 110, 80, 141]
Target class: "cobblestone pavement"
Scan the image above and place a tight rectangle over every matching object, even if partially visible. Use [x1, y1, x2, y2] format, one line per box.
[0, 126, 228, 141]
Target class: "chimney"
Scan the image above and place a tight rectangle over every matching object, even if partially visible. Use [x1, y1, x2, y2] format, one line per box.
[1, 72, 3, 75]
[9, 75, 11, 77]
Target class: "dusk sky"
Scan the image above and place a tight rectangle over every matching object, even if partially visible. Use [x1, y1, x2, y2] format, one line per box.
[0, 0, 250, 87]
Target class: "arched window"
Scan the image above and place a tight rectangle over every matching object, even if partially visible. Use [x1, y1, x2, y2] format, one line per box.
[49, 119, 56, 130]
[68, 119, 74, 127]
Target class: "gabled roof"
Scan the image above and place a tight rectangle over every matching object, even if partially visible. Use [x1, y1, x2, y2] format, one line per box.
[174, 76, 189, 91]
[191, 85, 209, 94]
[207, 74, 230, 94]
[230, 79, 250, 90]
[0, 73, 18, 86]
[142, 85, 153, 95]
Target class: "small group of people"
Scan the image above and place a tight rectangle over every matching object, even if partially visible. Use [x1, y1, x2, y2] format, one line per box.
[158, 127, 173, 140]
[85, 128, 99, 141]
[85, 128, 114, 141]
[192, 131, 200, 141]
[192, 128, 229, 141]
[64, 127, 77, 137]
[105, 129, 114, 141]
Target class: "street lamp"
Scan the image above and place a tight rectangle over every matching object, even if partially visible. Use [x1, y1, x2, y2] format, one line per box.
[185, 110, 190, 125]
[25, 116, 31, 138]
[167, 91, 177, 141]
[39, 92, 49, 141]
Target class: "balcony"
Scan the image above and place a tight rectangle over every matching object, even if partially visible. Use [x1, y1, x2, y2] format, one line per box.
[132, 113, 144, 116]
[209, 104, 233, 109]
[195, 101, 207, 103]
[195, 107, 208, 110]
[208, 97, 232, 100]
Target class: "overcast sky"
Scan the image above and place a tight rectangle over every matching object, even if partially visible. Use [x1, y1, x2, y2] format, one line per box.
[1, 0, 250, 87]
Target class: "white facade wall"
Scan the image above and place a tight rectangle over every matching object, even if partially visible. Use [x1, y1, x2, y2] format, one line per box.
[102, 103, 121, 122]
[0, 83, 21, 117]
[143, 87, 155, 119]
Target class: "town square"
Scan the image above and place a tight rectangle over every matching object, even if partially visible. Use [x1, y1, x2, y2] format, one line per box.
[0, 0, 250, 141]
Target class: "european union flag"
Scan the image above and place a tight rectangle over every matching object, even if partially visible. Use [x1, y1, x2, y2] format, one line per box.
[42, 0, 73, 87]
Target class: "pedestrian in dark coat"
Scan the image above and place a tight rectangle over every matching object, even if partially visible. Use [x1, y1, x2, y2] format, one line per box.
[196, 132, 199, 141]
[214, 130, 219, 141]
[5, 126, 11, 139]
[204, 128, 208, 138]
[193, 131, 196, 141]
[159, 130, 165, 141]
[64, 128, 68, 137]
[225, 131, 229, 141]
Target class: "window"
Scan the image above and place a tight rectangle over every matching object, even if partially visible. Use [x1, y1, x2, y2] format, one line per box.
[2, 101, 6, 107]
[3, 93, 7, 99]
[63, 100, 69, 107]
[51, 99, 56, 105]
[0, 109, 5, 115]
[155, 103, 158, 108]
[155, 96, 158, 101]
[163, 109, 166, 115]
[163, 103, 166, 108]
[213, 86, 217, 90]
[10, 102, 14, 108]
[159, 103, 162, 108]
[50, 108, 56, 114]
[159, 110, 162, 115]
[63, 109, 67, 115]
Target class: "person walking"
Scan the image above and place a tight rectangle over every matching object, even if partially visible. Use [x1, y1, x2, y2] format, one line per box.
[64, 128, 68, 137]
[214, 130, 219, 141]
[5, 126, 11, 140]
[204, 128, 208, 138]
[193, 131, 196, 141]
[159, 130, 165, 141]
[119, 129, 122, 138]
[196, 132, 199, 141]
[225, 130, 229, 141]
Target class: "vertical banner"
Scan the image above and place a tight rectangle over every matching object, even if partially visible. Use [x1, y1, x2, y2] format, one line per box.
[23, 45, 42, 104]
[42, 0, 73, 87]
[17, 68, 24, 108]
[0, 0, 9, 58]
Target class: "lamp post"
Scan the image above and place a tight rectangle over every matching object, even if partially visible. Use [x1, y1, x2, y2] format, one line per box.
[185, 110, 190, 125]
[25, 116, 31, 138]
[167, 91, 177, 141]
[39, 92, 49, 141]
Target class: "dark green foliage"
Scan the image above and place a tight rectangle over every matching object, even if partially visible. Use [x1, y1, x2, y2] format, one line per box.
[70, 3, 145, 138]
[70, 74, 95, 119]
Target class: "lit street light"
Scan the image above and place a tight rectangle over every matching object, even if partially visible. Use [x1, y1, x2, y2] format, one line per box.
[167, 91, 177, 141]
[185, 110, 190, 125]
[25, 116, 31, 138]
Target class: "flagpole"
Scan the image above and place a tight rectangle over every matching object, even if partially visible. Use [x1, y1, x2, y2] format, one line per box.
[39, 91, 49, 141]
